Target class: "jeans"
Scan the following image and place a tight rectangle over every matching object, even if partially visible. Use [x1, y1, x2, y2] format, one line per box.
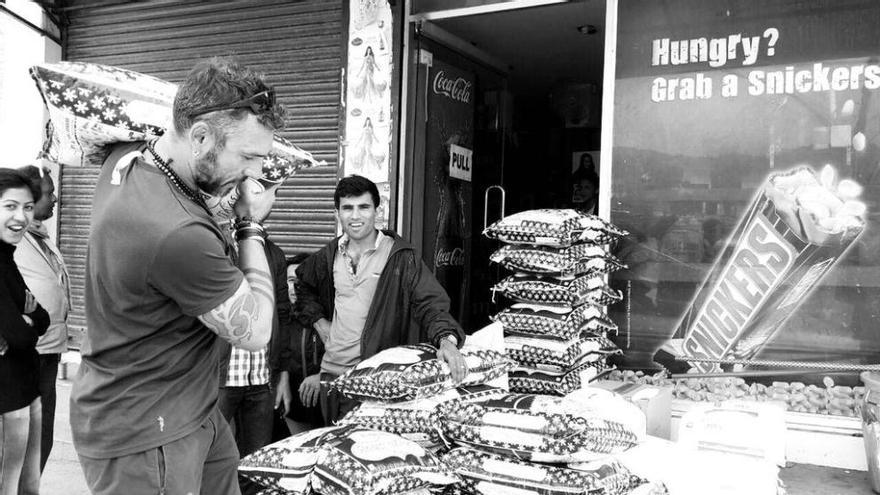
[218, 384, 274, 458]
[318, 372, 360, 426]
[38, 353, 60, 472]
[78, 407, 239, 495]
[0, 398, 41, 495]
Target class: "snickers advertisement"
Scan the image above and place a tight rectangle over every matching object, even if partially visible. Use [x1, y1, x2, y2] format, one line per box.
[611, 0, 880, 376]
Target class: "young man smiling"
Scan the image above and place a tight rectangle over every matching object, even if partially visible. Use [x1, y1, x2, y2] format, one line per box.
[293, 175, 466, 424]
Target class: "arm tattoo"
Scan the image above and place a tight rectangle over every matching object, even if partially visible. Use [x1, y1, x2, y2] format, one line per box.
[199, 270, 275, 347]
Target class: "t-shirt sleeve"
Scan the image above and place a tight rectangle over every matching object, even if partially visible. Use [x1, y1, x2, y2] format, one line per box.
[149, 221, 244, 317]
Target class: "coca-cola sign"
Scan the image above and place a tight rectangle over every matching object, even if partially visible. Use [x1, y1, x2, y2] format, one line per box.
[435, 247, 465, 267]
[433, 70, 472, 104]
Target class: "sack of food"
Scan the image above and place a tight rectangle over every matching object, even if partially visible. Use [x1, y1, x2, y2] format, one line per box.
[311, 427, 458, 495]
[505, 333, 620, 372]
[437, 392, 640, 463]
[329, 344, 512, 402]
[483, 209, 627, 248]
[238, 426, 344, 494]
[509, 361, 609, 395]
[492, 303, 616, 340]
[441, 447, 651, 495]
[337, 385, 506, 448]
[493, 273, 622, 307]
[490, 244, 626, 276]
[30, 61, 324, 184]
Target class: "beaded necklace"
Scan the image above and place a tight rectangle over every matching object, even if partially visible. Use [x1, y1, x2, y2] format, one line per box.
[145, 140, 209, 213]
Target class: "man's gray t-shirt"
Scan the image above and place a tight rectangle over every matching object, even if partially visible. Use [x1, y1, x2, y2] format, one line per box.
[70, 143, 243, 459]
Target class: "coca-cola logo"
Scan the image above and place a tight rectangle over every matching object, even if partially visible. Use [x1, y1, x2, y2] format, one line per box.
[435, 247, 465, 267]
[433, 71, 472, 104]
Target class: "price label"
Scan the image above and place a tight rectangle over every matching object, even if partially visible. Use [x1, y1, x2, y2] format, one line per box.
[449, 144, 473, 182]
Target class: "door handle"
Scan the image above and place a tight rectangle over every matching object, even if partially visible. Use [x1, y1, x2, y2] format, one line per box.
[483, 185, 506, 230]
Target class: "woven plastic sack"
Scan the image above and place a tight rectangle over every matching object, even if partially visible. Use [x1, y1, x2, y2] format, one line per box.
[337, 385, 506, 448]
[329, 344, 512, 402]
[505, 333, 620, 373]
[509, 361, 609, 395]
[311, 427, 458, 495]
[238, 426, 344, 494]
[29, 61, 324, 182]
[483, 209, 627, 248]
[441, 447, 648, 495]
[489, 244, 626, 276]
[492, 303, 617, 340]
[493, 273, 622, 307]
[437, 392, 640, 463]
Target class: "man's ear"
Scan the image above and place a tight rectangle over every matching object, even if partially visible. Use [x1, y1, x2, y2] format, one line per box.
[188, 121, 216, 156]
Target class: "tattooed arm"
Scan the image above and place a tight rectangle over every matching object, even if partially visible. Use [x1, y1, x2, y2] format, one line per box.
[198, 237, 275, 351]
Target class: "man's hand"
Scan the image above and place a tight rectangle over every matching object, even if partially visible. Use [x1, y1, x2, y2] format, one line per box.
[0, 336, 7, 356]
[233, 174, 279, 223]
[299, 373, 322, 408]
[24, 290, 37, 314]
[437, 337, 467, 384]
[275, 371, 292, 416]
[314, 318, 331, 344]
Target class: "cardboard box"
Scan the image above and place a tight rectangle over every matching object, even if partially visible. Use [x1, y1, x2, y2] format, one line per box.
[589, 380, 672, 439]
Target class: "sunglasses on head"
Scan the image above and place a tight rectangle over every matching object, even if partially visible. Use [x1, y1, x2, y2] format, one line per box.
[191, 88, 276, 117]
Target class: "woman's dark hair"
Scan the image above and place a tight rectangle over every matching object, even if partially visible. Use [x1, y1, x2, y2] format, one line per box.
[334, 174, 380, 209]
[0, 168, 41, 203]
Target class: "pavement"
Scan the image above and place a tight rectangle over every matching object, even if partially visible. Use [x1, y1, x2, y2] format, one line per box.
[41, 360, 90, 495]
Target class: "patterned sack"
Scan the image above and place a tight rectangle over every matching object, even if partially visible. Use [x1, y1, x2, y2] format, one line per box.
[337, 385, 506, 448]
[483, 209, 627, 248]
[29, 61, 324, 181]
[312, 427, 458, 495]
[238, 426, 344, 494]
[441, 447, 647, 495]
[437, 392, 639, 463]
[508, 362, 609, 395]
[493, 273, 623, 307]
[489, 244, 626, 276]
[329, 344, 512, 402]
[492, 303, 617, 340]
[505, 333, 620, 373]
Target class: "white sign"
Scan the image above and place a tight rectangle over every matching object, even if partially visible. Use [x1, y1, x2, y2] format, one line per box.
[449, 144, 473, 181]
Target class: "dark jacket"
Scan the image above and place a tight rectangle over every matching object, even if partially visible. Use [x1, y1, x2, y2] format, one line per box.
[293, 230, 464, 367]
[0, 242, 50, 413]
[218, 237, 291, 383]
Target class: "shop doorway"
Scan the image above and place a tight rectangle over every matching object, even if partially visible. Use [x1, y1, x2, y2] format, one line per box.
[402, 0, 606, 331]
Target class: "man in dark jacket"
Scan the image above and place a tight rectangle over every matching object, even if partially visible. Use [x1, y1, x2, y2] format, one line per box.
[293, 175, 467, 424]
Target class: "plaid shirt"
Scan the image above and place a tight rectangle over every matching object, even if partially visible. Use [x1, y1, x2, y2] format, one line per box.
[224, 345, 270, 387]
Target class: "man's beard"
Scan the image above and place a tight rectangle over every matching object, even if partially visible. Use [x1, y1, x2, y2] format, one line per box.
[193, 147, 233, 197]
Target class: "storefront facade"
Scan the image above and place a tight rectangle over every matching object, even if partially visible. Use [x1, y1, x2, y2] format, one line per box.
[54, 0, 879, 433]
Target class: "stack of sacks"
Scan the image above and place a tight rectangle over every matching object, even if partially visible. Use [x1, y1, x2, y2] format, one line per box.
[238, 425, 458, 495]
[29, 61, 325, 218]
[484, 209, 627, 395]
[436, 388, 667, 495]
[329, 343, 512, 450]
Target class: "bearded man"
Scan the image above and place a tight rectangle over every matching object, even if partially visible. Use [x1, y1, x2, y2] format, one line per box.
[70, 58, 284, 495]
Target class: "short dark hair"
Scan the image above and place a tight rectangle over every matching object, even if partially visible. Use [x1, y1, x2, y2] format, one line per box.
[286, 253, 310, 267]
[334, 175, 380, 209]
[0, 168, 41, 204]
[172, 57, 285, 138]
[17, 165, 51, 188]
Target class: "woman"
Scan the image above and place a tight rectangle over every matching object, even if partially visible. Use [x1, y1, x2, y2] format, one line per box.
[0, 168, 50, 495]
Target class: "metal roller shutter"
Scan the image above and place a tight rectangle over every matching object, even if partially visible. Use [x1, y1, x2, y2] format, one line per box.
[60, 0, 342, 335]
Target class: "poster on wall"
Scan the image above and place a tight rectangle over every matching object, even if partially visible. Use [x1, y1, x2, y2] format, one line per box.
[344, 0, 394, 223]
[610, 0, 880, 381]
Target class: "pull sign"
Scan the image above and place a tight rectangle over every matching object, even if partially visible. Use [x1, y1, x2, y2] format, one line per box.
[449, 144, 473, 182]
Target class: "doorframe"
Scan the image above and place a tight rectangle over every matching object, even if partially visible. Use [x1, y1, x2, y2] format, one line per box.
[398, 1, 524, 241]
